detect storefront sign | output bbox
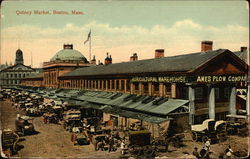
[131,76,187,83]
[131,75,247,83]
[196,75,247,83]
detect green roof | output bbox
[50,48,87,61]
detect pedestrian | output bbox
[109,136,114,152]
[201,138,211,159]
[193,147,200,159]
[43,114,47,124]
[93,137,98,151]
[16,113,20,120]
[71,132,76,145]
[225,145,234,159]
[88,133,93,144]
[120,140,126,155]
[204,138,211,151]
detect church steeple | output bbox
[15,49,24,65]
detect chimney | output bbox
[240,46,247,52]
[105,52,112,65]
[91,55,96,65]
[201,41,213,52]
[130,53,138,61]
[63,44,73,49]
[155,49,164,58]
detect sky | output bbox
[0,0,249,67]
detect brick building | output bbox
[22,44,94,88]
[21,41,249,126]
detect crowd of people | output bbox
[192,139,235,159]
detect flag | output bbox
[84,30,91,44]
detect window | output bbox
[165,83,171,96]
[215,88,220,99]
[134,83,139,91]
[224,87,230,99]
[121,80,125,90]
[126,80,130,90]
[111,80,115,90]
[116,80,119,90]
[103,80,106,89]
[195,87,203,100]
[143,83,148,93]
[182,87,189,100]
[154,83,159,92]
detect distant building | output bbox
[0,64,8,71]
[0,49,40,87]
[23,44,94,88]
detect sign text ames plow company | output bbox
[131,75,247,83]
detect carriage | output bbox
[226,114,248,136]
[71,127,90,145]
[191,119,218,143]
[1,129,19,156]
[15,116,35,136]
[214,120,227,142]
[126,130,156,157]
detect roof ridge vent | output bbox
[63,44,73,49]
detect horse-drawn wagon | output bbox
[1,129,19,156]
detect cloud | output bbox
[1,19,249,67]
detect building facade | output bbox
[0,49,39,87]
[41,44,94,88]
[21,41,249,125]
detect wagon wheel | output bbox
[202,136,209,143]
[192,132,198,141]
[143,145,154,156]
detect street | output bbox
[0,99,120,158]
[1,99,249,158]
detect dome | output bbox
[16,49,23,54]
[50,44,87,62]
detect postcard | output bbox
[0,0,249,158]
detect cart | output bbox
[226,114,248,136]
[215,120,227,142]
[127,130,156,157]
[191,119,218,143]
[15,116,35,136]
[1,129,19,156]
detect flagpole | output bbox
[89,30,91,62]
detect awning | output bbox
[102,105,170,124]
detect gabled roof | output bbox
[233,50,248,63]
[61,49,247,78]
[0,63,34,72]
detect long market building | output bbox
[21,41,249,132]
